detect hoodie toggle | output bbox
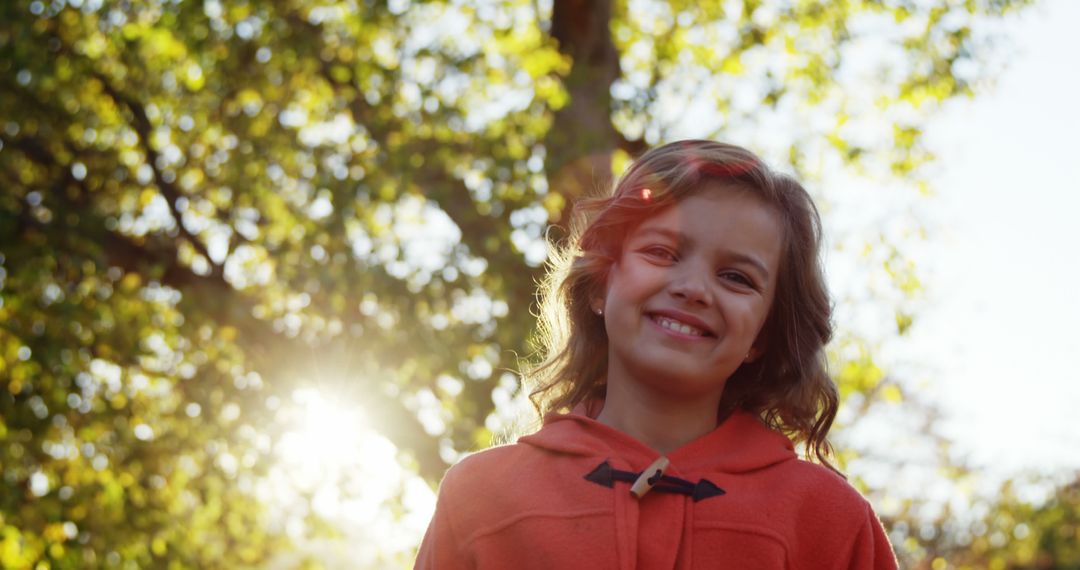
[584,460,726,502]
[630,456,671,498]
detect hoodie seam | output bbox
[834,500,876,568]
[692,521,791,567]
[693,520,789,541]
[464,507,614,547]
[439,471,470,565]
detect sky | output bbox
[904,0,1080,475]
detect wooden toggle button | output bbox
[630,456,670,499]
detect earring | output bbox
[595,307,604,316]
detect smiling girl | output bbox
[416,140,897,569]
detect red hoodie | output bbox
[416,406,897,569]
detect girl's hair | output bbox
[526,139,839,470]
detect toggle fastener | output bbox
[630,456,670,498]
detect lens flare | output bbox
[276,389,385,488]
[262,387,436,567]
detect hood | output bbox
[518,402,796,475]
[514,402,801,570]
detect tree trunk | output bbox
[546,0,623,216]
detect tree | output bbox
[0,0,1031,566]
[881,470,1080,568]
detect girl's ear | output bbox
[591,298,605,316]
[744,340,766,363]
[745,318,772,363]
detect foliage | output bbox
[0,0,1038,567]
[885,472,1080,569]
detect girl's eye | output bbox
[641,246,677,261]
[719,271,755,288]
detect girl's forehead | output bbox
[634,188,779,233]
[627,190,784,267]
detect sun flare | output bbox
[259,387,436,565]
[276,388,388,487]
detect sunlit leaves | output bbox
[0,0,1045,566]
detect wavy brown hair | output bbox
[526,140,839,470]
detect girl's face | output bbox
[598,186,783,402]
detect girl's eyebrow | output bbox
[633,226,771,280]
[632,226,681,243]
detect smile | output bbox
[648,314,713,338]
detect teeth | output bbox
[655,316,706,336]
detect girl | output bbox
[416,140,897,569]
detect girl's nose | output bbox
[668,265,710,306]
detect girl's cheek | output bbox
[734,299,765,324]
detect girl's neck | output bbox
[595,379,725,456]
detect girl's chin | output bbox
[623,362,731,396]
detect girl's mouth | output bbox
[648,314,714,338]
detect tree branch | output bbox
[5,129,449,481]
[91,70,223,280]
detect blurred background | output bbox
[2,0,1078,568]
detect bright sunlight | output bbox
[260,388,436,569]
